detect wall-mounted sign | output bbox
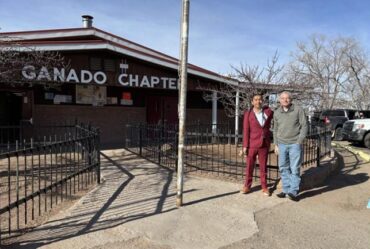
[107,97,118,105]
[121,92,133,105]
[76,85,106,106]
[22,66,107,84]
[45,92,54,100]
[21,63,179,90]
[53,95,72,104]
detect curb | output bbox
[332,142,370,162]
[275,153,340,192]
[299,155,339,191]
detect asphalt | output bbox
[221,144,370,249]
[332,141,370,162]
[6,143,370,249]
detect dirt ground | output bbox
[0,151,96,240]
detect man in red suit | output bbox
[241,93,273,196]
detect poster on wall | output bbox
[92,86,107,106]
[76,85,107,106]
[53,95,72,104]
[107,97,118,105]
[76,85,93,104]
[45,92,54,100]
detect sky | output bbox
[1,0,370,74]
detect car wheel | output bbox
[334,127,343,141]
[364,133,370,149]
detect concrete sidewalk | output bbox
[9,149,288,249]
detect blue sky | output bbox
[1,0,370,74]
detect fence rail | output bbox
[124,123,331,183]
[0,122,100,245]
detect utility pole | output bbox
[176,0,190,208]
[235,89,240,145]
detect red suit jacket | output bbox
[243,107,274,149]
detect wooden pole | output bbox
[176,0,190,208]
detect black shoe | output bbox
[287,193,299,202]
[276,192,286,198]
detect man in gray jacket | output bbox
[274,91,307,201]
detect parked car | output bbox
[313,109,370,141]
[342,118,370,148]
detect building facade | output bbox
[0,17,235,146]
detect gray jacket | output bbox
[273,104,308,144]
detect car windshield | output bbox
[322,110,345,116]
[354,110,370,119]
[348,111,356,119]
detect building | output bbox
[0,16,237,146]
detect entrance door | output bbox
[147,96,178,124]
[0,92,22,125]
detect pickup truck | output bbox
[342,118,370,148]
[312,109,370,141]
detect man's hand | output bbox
[274,145,279,155]
[243,147,248,156]
[239,147,248,157]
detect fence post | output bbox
[227,121,231,144]
[316,131,321,167]
[158,124,163,165]
[124,124,130,148]
[88,124,92,170]
[139,124,143,156]
[96,128,101,184]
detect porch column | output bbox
[235,89,240,144]
[212,91,217,134]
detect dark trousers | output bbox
[244,146,269,189]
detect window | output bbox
[90,57,102,71]
[322,110,345,116]
[104,59,116,72]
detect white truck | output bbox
[342,118,370,148]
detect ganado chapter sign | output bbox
[21,65,179,90]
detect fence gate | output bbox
[0,122,100,245]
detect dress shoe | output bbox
[287,193,299,202]
[262,188,271,196]
[276,192,286,198]
[240,186,250,194]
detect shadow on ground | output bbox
[299,147,369,200]
[5,150,183,248]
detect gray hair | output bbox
[279,91,293,99]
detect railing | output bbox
[0,122,100,245]
[124,123,331,183]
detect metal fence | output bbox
[0,122,100,245]
[124,123,331,183]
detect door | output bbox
[147,96,178,124]
[0,91,22,125]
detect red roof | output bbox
[0,27,236,85]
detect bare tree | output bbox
[201,51,286,117]
[287,34,370,110]
[344,48,370,110]
[0,34,68,88]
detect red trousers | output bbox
[244,147,269,189]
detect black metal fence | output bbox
[124,123,331,183]
[0,122,100,245]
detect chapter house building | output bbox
[0,16,237,146]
